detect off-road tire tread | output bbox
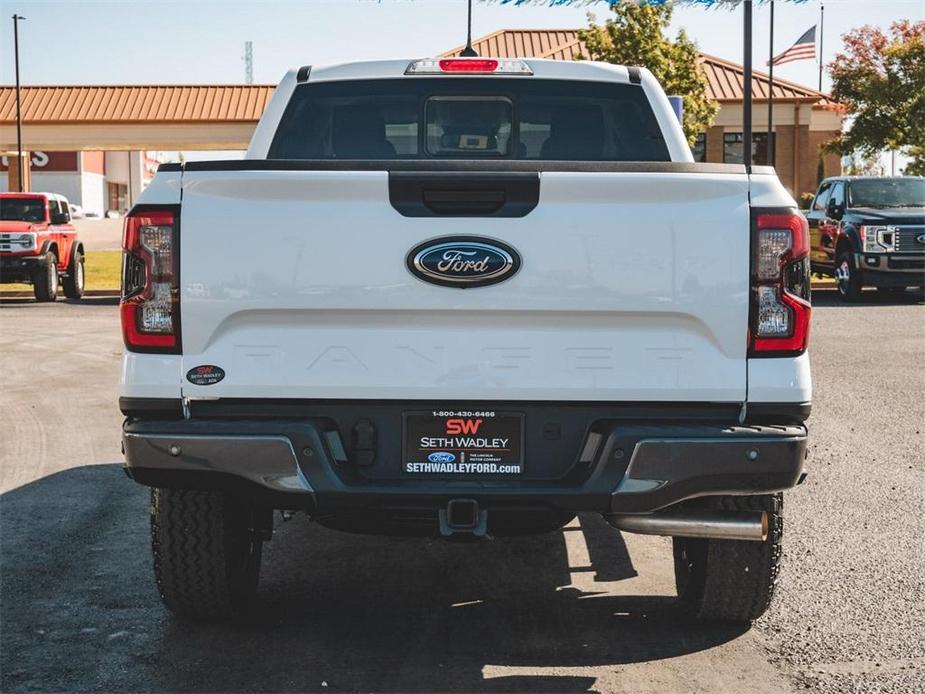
[674,493,783,623]
[150,488,261,621]
[33,252,58,302]
[62,249,84,299]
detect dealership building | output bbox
[0,29,842,208]
[0,150,163,216]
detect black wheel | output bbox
[151,488,264,620]
[32,252,59,302]
[673,493,783,623]
[835,250,863,302]
[62,248,85,299]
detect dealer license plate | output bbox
[403,410,524,475]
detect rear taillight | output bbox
[750,211,811,356]
[120,206,180,353]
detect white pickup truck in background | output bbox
[120,57,811,623]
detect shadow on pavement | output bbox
[811,287,925,307]
[1,465,747,693]
[0,296,120,307]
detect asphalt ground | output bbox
[72,218,123,252]
[0,291,923,693]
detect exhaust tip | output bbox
[607,508,769,542]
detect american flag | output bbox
[768,26,817,66]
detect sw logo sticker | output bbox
[186,365,225,386]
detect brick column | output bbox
[706,126,724,163]
[774,128,795,193]
[6,151,31,192]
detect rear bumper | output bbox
[122,400,808,516]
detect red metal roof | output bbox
[0,85,275,123]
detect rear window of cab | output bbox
[268,78,671,162]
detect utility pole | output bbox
[244,41,253,85]
[743,0,753,171]
[12,13,26,192]
[768,0,775,166]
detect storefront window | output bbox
[723,132,775,165]
[691,133,707,162]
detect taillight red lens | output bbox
[750,211,811,356]
[120,206,180,353]
[439,59,498,72]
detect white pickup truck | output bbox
[120,57,811,623]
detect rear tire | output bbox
[150,488,264,621]
[62,248,85,299]
[33,252,59,302]
[673,493,783,623]
[835,250,863,302]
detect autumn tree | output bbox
[828,21,925,175]
[578,2,718,144]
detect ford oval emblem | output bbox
[428,452,456,463]
[407,236,521,288]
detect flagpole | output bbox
[768,0,775,166]
[818,1,824,91]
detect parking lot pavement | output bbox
[1,291,923,693]
[0,297,123,493]
[757,291,925,694]
[72,218,123,251]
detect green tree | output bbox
[843,151,884,176]
[828,21,925,175]
[578,3,718,144]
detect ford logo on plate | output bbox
[407,236,521,288]
[428,452,456,463]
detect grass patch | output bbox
[2,250,121,292]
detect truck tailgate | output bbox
[178,169,750,402]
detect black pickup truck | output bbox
[805,176,925,301]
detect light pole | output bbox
[768,0,775,167]
[743,0,753,171]
[12,13,26,192]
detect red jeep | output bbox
[0,192,85,301]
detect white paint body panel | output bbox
[748,352,812,403]
[175,169,751,401]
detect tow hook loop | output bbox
[440,499,488,537]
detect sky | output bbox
[0,0,922,94]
